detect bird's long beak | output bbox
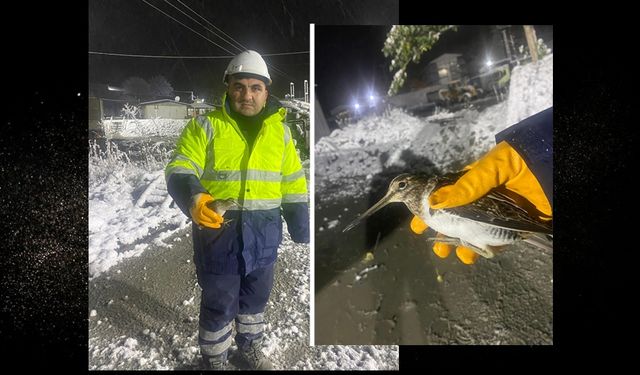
[342,191,397,232]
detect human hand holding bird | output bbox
[343,141,552,265]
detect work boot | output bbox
[202,352,230,370]
[238,340,273,370]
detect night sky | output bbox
[315,25,554,113]
[315,25,392,112]
[89,0,399,101]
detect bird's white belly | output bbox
[419,196,514,249]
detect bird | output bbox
[342,172,552,258]
[207,198,240,218]
[196,198,241,231]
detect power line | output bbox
[89,51,309,59]
[174,0,245,53]
[140,0,235,55]
[168,0,295,81]
[163,0,242,54]
[140,0,300,82]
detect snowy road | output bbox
[88,210,398,370]
[315,197,553,345]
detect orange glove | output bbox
[410,216,479,265]
[429,141,552,220]
[190,193,224,229]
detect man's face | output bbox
[227,76,268,117]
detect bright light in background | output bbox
[486,59,493,67]
[368,92,377,108]
[354,102,360,110]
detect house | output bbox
[189,100,216,117]
[139,99,191,119]
[139,99,218,119]
[88,83,130,134]
[424,53,467,86]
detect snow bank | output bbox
[315,54,553,199]
[88,140,189,279]
[506,54,553,126]
[102,118,187,138]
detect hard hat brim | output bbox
[225,72,272,86]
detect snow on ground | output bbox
[300,345,399,370]
[89,137,189,279]
[88,224,398,370]
[315,54,553,200]
[102,118,188,138]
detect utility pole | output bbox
[304,80,309,103]
[509,32,517,63]
[290,82,295,99]
[523,25,539,63]
[497,25,513,63]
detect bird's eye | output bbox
[398,181,407,190]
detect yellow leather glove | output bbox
[429,141,552,219]
[410,216,479,265]
[190,193,224,229]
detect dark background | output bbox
[315,24,553,113]
[0,0,630,370]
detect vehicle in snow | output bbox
[436,80,482,108]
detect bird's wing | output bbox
[443,188,553,234]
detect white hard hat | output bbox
[223,50,272,85]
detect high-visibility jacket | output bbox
[165,95,309,275]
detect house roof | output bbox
[139,99,191,106]
[190,102,215,109]
[429,53,463,64]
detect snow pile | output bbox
[90,332,193,370]
[102,118,187,138]
[88,140,189,279]
[316,107,425,153]
[506,54,553,126]
[315,54,553,199]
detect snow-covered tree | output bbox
[149,75,174,98]
[122,77,151,100]
[121,103,140,119]
[518,38,552,61]
[382,25,457,96]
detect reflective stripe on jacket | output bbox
[165,95,307,208]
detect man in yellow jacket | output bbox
[165,50,308,370]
